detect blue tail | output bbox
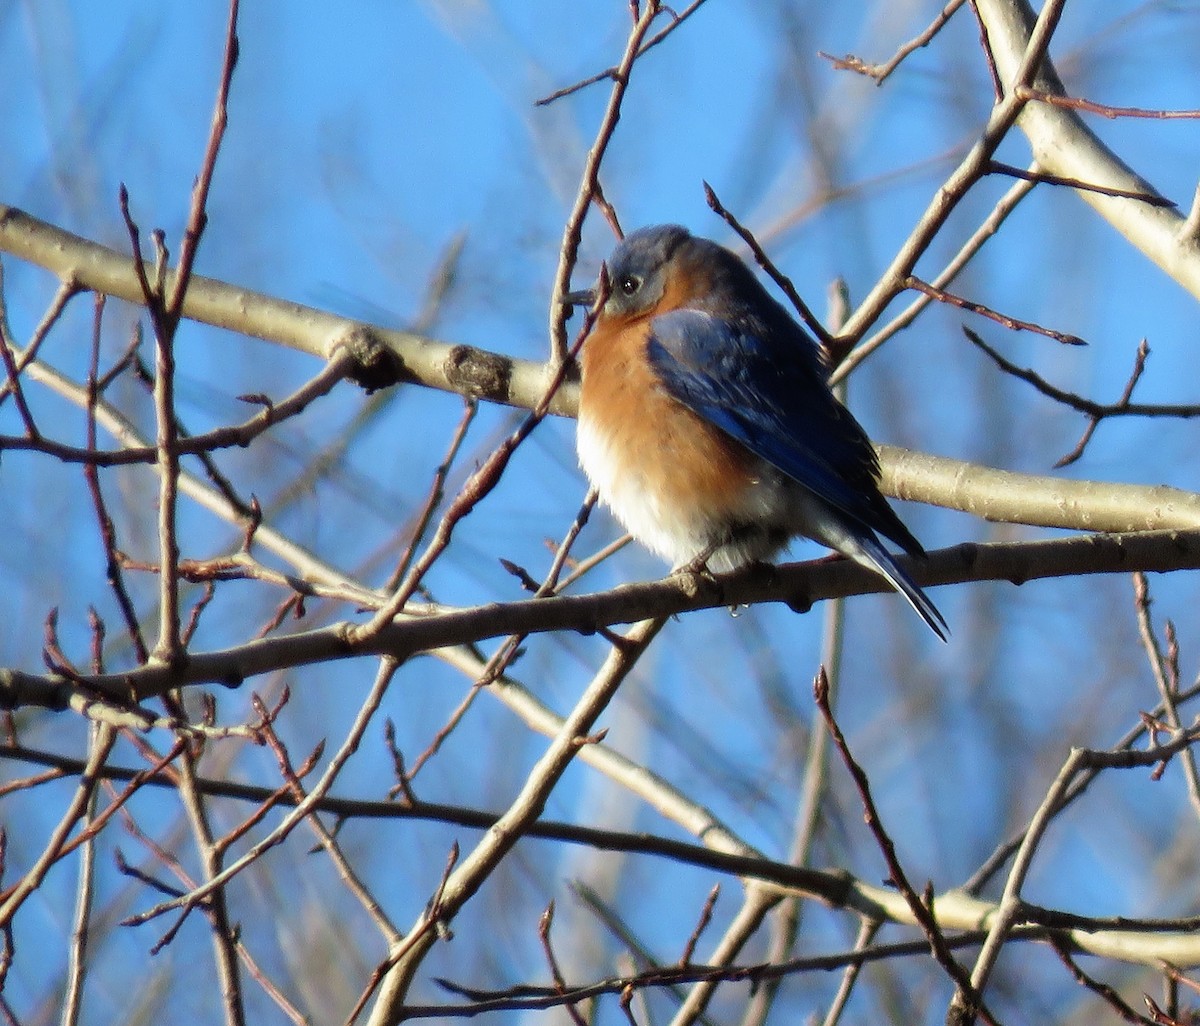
[854,534,948,641]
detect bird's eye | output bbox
[619,275,640,296]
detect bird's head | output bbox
[563,224,693,321]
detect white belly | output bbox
[577,410,801,571]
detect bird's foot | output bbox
[670,547,725,603]
[674,546,717,578]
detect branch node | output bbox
[333,324,407,393]
[444,344,516,404]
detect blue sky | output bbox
[4,1,1200,1023]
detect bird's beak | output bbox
[562,287,597,310]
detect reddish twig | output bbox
[539,901,588,1026]
[0,767,69,800]
[84,305,149,660]
[1016,86,1200,121]
[114,848,187,899]
[0,289,40,437]
[679,885,720,966]
[1047,934,1150,1024]
[1143,993,1187,1026]
[386,398,478,590]
[703,182,833,350]
[548,0,669,362]
[966,331,1195,468]
[350,303,603,646]
[1056,338,1150,468]
[819,0,968,85]
[535,1,709,106]
[404,487,602,784]
[166,0,239,323]
[1132,574,1200,809]
[215,737,322,858]
[988,160,1174,207]
[383,719,418,806]
[910,277,1085,345]
[402,636,522,783]
[813,668,997,1025]
[0,269,82,404]
[255,595,305,640]
[966,0,1003,99]
[41,608,82,682]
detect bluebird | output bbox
[564,224,946,640]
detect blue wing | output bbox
[646,308,923,555]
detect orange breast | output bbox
[578,315,758,527]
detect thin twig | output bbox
[703,183,833,349]
[965,331,1196,468]
[0,268,81,405]
[548,0,667,362]
[362,617,667,1026]
[679,886,720,967]
[83,293,148,664]
[818,0,968,84]
[830,0,1070,368]
[1132,573,1200,818]
[535,1,709,106]
[1055,339,1152,468]
[0,725,117,928]
[987,160,1174,206]
[820,918,884,1026]
[386,398,478,591]
[0,285,40,437]
[964,330,1166,416]
[61,723,106,1026]
[256,696,401,945]
[166,706,247,1026]
[123,658,402,939]
[908,276,1086,345]
[539,901,588,1026]
[166,0,239,324]
[421,929,1009,1019]
[1015,86,1200,121]
[1048,934,1151,1025]
[814,669,996,1025]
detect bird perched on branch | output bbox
[564,224,946,640]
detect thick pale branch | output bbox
[879,446,1200,531]
[0,204,566,413]
[972,0,1200,299]
[6,230,1200,546]
[6,204,1199,545]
